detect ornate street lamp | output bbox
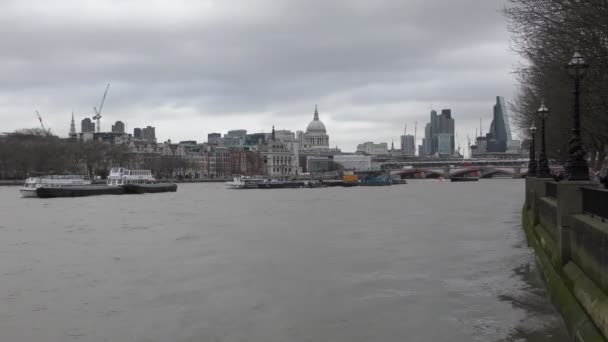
[528,124,537,177]
[565,52,590,180]
[537,102,551,178]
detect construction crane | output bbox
[92,83,110,133]
[35,110,50,135]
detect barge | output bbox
[28,168,177,198]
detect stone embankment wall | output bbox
[524,177,607,341]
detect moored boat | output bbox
[225,176,321,189]
[20,175,91,197]
[31,168,177,198]
[359,174,393,186]
[225,176,266,189]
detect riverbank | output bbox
[0,180,21,186]
[523,178,608,341]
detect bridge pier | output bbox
[513,166,521,179]
[443,166,450,179]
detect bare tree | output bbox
[503,0,608,168]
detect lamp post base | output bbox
[566,134,589,181]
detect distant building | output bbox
[208,133,221,145]
[302,106,330,151]
[133,128,142,140]
[244,133,266,148]
[356,142,388,156]
[226,130,247,138]
[436,133,453,156]
[111,121,125,134]
[78,132,131,144]
[219,136,242,147]
[421,123,432,157]
[273,129,300,172]
[421,109,455,157]
[142,126,156,142]
[221,130,247,147]
[259,127,298,177]
[81,118,95,133]
[472,96,522,158]
[333,155,372,171]
[401,134,415,157]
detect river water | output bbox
[0,180,570,342]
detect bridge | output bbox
[388,165,565,179]
[379,158,530,169]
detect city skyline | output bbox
[1,0,518,152]
[63,97,511,156]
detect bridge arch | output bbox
[450,167,516,178]
[392,168,444,179]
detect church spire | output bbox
[314,105,319,121]
[271,125,275,141]
[69,111,77,138]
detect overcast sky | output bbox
[1,0,518,152]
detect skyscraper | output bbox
[486,96,512,152]
[422,123,432,156]
[400,123,416,157]
[401,135,416,157]
[421,109,455,157]
[472,96,522,157]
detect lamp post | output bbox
[528,124,537,177]
[537,102,551,178]
[565,52,590,180]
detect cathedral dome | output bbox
[306,106,326,133]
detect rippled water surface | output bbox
[0,180,570,342]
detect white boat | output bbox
[107,168,155,186]
[20,175,91,197]
[225,175,265,189]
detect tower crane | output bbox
[93,83,110,133]
[35,110,50,135]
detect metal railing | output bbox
[545,182,558,199]
[581,187,608,222]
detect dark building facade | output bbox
[486,96,512,153]
[142,126,156,142]
[421,109,455,157]
[207,133,221,145]
[111,121,125,134]
[133,128,142,140]
[81,118,95,133]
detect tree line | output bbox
[503,0,608,169]
[0,128,190,180]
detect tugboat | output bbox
[20,175,91,197]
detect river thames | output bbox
[0,180,570,342]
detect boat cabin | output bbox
[107,168,155,186]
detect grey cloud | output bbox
[0,0,516,151]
